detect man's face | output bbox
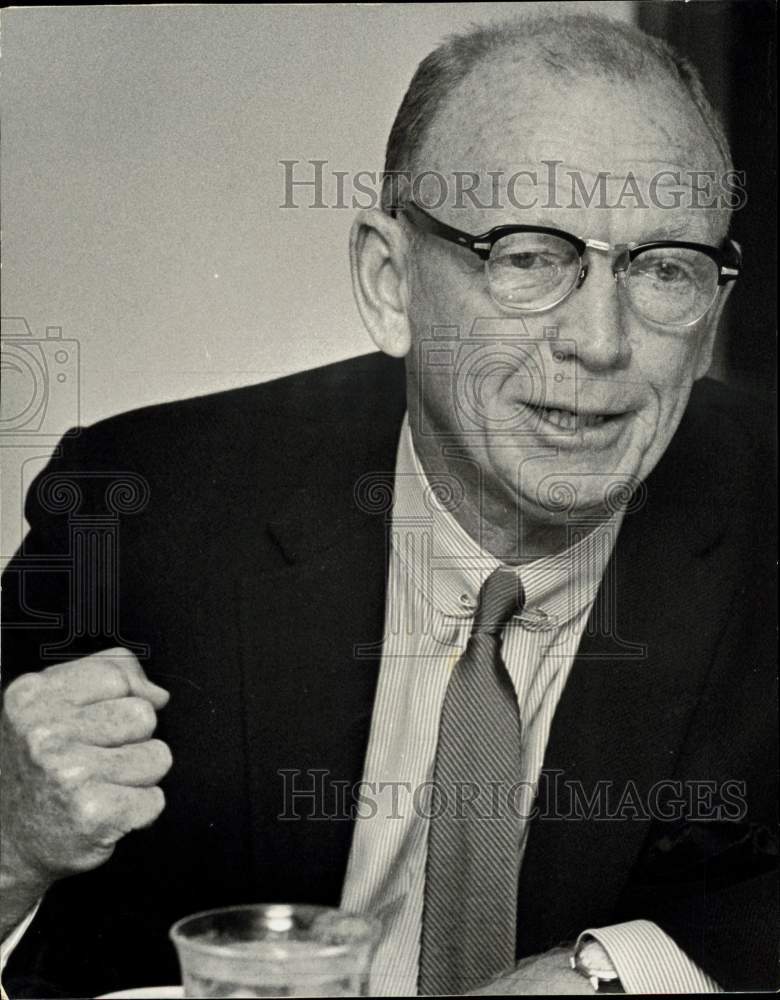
[403,63,731,530]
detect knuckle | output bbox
[72,788,105,833]
[50,757,88,790]
[4,673,45,717]
[99,649,141,677]
[26,724,61,765]
[121,654,143,677]
[82,651,133,695]
[98,657,129,688]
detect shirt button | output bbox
[519,607,551,628]
[459,593,476,610]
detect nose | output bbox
[559,254,631,371]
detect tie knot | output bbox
[471,567,525,636]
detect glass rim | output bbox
[169,904,381,961]
[485,261,720,326]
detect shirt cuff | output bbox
[578,919,722,993]
[0,901,41,976]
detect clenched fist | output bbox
[1,648,172,934]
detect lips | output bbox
[522,401,625,432]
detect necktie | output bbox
[418,566,525,996]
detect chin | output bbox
[513,465,637,521]
[532,493,615,522]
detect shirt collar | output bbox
[391,415,623,629]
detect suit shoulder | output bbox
[654,377,775,553]
[688,377,775,466]
[64,352,404,470]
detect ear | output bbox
[694,281,735,379]
[349,208,412,358]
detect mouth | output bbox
[522,401,628,433]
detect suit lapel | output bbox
[516,399,742,954]
[233,355,406,904]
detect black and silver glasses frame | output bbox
[390,201,742,324]
[393,201,742,280]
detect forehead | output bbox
[414,55,728,240]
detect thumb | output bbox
[105,650,170,710]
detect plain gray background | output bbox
[0,2,634,562]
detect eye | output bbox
[491,233,578,270]
[502,252,554,270]
[647,259,691,283]
[632,251,701,287]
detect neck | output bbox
[452,499,591,565]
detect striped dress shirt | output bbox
[340,415,719,996]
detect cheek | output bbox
[406,257,500,437]
[629,326,709,401]
[407,247,488,337]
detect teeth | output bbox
[582,413,606,427]
[536,406,607,430]
[544,408,573,429]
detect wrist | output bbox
[1,833,54,898]
[0,858,48,942]
[571,936,624,993]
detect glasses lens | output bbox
[626,247,719,325]
[487,233,580,310]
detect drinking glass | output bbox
[170,904,380,998]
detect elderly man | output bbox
[1,12,776,998]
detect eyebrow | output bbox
[636,224,703,243]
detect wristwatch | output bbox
[570,936,624,993]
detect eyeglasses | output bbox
[393,201,742,327]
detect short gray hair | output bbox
[382,11,732,209]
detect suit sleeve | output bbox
[2,421,151,683]
[1,425,160,999]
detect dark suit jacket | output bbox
[2,352,777,997]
